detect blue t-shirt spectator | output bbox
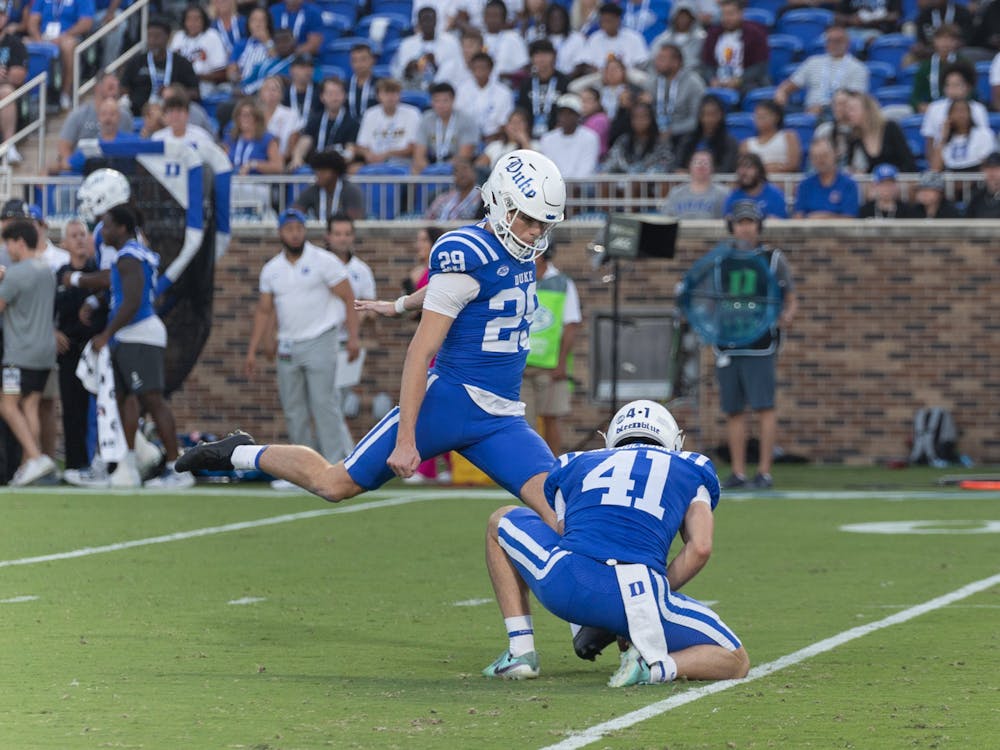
[725,184,788,219]
[269,1,322,48]
[33,0,95,35]
[794,171,860,218]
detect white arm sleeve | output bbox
[422,272,480,318]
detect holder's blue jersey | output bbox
[428,224,537,402]
[544,447,721,575]
[110,238,161,326]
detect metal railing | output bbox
[6,170,990,224]
[73,0,151,107]
[0,73,48,175]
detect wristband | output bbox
[70,271,82,287]
[394,295,408,315]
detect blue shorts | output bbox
[344,377,556,496]
[498,507,742,652]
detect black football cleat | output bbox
[175,430,256,473]
[573,626,618,661]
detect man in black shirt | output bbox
[289,77,360,169]
[859,163,922,218]
[121,17,200,116]
[292,150,365,222]
[516,39,568,138]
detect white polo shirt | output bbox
[259,241,349,342]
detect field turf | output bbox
[1,465,998,749]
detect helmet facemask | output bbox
[485,186,556,262]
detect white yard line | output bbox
[228,596,266,605]
[0,493,481,570]
[540,570,1000,750]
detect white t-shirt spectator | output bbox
[921,97,991,146]
[455,78,514,139]
[357,104,422,156]
[392,31,465,86]
[170,29,229,99]
[578,27,650,69]
[259,242,349,342]
[550,31,588,75]
[940,128,997,170]
[539,126,600,179]
[990,51,1000,91]
[789,54,869,109]
[266,104,303,157]
[482,29,529,77]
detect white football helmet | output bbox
[482,149,566,262]
[605,400,685,451]
[77,168,131,225]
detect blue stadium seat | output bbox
[356,163,409,220]
[401,90,431,110]
[897,63,919,90]
[785,112,817,143]
[642,19,669,45]
[704,87,741,111]
[371,0,413,16]
[725,112,757,142]
[743,7,775,28]
[777,9,834,48]
[25,41,59,93]
[867,34,914,69]
[357,14,411,47]
[975,60,992,108]
[747,0,784,15]
[373,63,393,79]
[319,11,353,43]
[866,61,896,91]
[742,86,778,112]
[768,34,803,84]
[901,0,919,22]
[318,0,361,20]
[320,36,369,70]
[379,39,402,65]
[989,113,1000,131]
[873,84,912,108]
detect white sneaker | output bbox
[10,455,58,486]
[402,473,427,484]
[269,478,303,491]
[6,144,23,164]
[134,430,164,480]
[64,462,110,488]
[144,467,196,490]
[109,455,141,488]
[436,471,452,485]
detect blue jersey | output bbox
[428,224,536,401]
[725,184,788,219]
[110,238,160,327]
[544,447,721,575]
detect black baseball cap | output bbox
[0,198,30,219]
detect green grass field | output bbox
[1,466,998,749]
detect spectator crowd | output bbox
[2,0,999,217]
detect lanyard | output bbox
[931,5,954,28]
[434,115,457,161]
[317,107,346,150]
[656,75,679,125]
[822,57,847,99]
[318,180,343,222]
[282,9,305,39]
[929,53,955,101]
[349,75,372,120]
[290,83,314,118]
[234,139,255,167]
[147,51,173,93]
[531,76,557,117]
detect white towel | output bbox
[615,563,670,667]
[75,342,128,463]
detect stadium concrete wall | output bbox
[172,220,1000,466]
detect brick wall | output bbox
[171,220,1000,465]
